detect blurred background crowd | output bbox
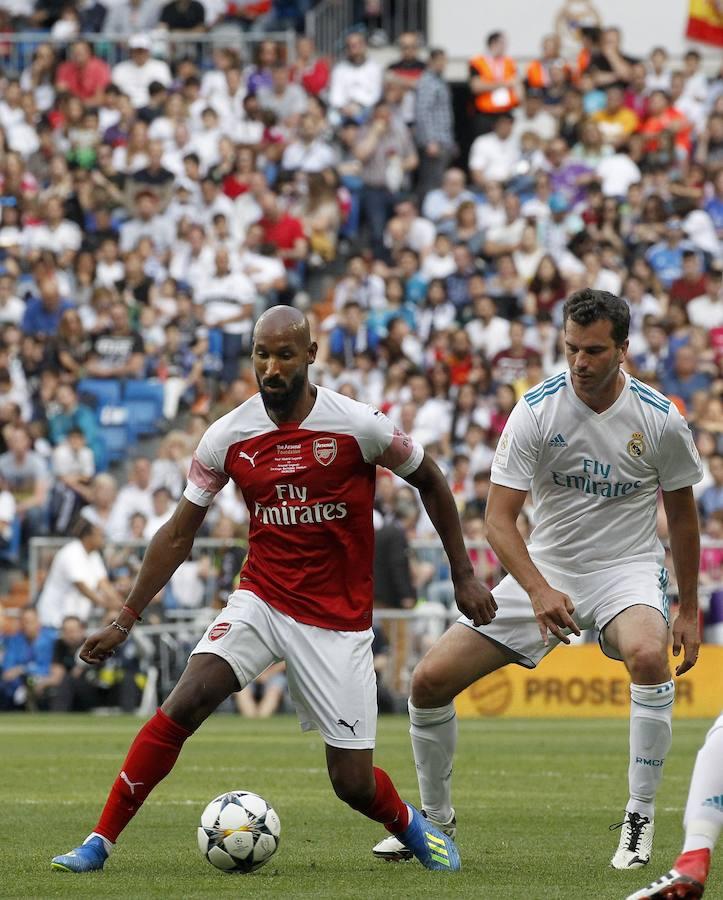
[0,0,721,715]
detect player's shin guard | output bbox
[94,708,192,843]
[347,766,409,833]
[409,700,457,824]
[627,681,674,818]
[682,713,723,854]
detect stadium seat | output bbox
[77,378,123,411]
[99,423,130,463]
[123,380,164,419]
[123,399,161,439]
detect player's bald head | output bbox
[253,305,311,349]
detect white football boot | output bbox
[372,808,456,862]
[610,812,655,869]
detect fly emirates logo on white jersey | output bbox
[551,457,642,499]
[253,483,348,526]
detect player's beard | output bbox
[257,370,306,417]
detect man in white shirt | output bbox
[384,197,436,258]
[0,273,26,325]
[36,520,121,629]
[236,223,287,299]
[108,457,155,541]
[484,191,526,257]
[196,247,257,385]
[24,196,81,268]
[469,113,520,189]
[120,190,175,254]
[111,34,172,109]
[465,294,511,359]
[687,267,723,328]
[596,150,642,198]
[257,64,308,131]
[421,168,476,228]
[373,289,703,873]
[233,170,266,239]
[168,222,214,294]
[329,31,383,123]
[143,487,176,539]
[281,113,339,174]
[511,89,558,144]
[194,177,238,237]
[405,373,451,448]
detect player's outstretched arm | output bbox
[404,453,497,626]
[485,483,580,646]
[662,486,701,676]
[80,498,209,665]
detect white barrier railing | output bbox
[25,534,723,704]
[0,30,296,74]
[306,0,427,59]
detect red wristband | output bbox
[122,605,143,622]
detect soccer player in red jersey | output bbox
[51,306,497,873]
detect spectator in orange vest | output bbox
[525,35,571,103]
[639,90,692,163]
[468,31,519,137]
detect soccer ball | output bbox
[197,790,281,873]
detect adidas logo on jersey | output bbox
[548,433,568,448]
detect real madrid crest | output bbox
[627,432,645,458]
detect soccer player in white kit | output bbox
[626,712,723,898]
[51,306,497,874]
[373,289,704,871]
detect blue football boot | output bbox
[395,803,461,871]
[51,835,108,872]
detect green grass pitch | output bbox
[1,714,720,899]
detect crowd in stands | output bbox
[0,1,722,711]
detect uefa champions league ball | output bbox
[198,790,281,872]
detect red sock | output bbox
[349,767,410,834]
[675,849,711,883]
[95,708,192,842]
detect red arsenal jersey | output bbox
[184,386,423,631]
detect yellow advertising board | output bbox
[456,644,723,719]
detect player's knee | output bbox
[410,659,454,708]
[162,684,221,731]
[328,767,375,810]
[625,643,669,683]
[161,695,205,732]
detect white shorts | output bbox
[191,590,377,749]
[458,558,670,668]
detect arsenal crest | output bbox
[627,432,645,458]
[313,437,337,466]
[208,622,231,641]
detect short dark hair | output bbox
[486,31,503,48]
[562,288,630,345]
[71,517,97,540]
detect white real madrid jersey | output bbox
[491,370,703,572]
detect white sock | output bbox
[626,680,674,819]
[682,714,723,854]
[408,700,456,824]
[85,832,114,854]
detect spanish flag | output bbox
[686,0,723,45]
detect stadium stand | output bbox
[0,2,721,712]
